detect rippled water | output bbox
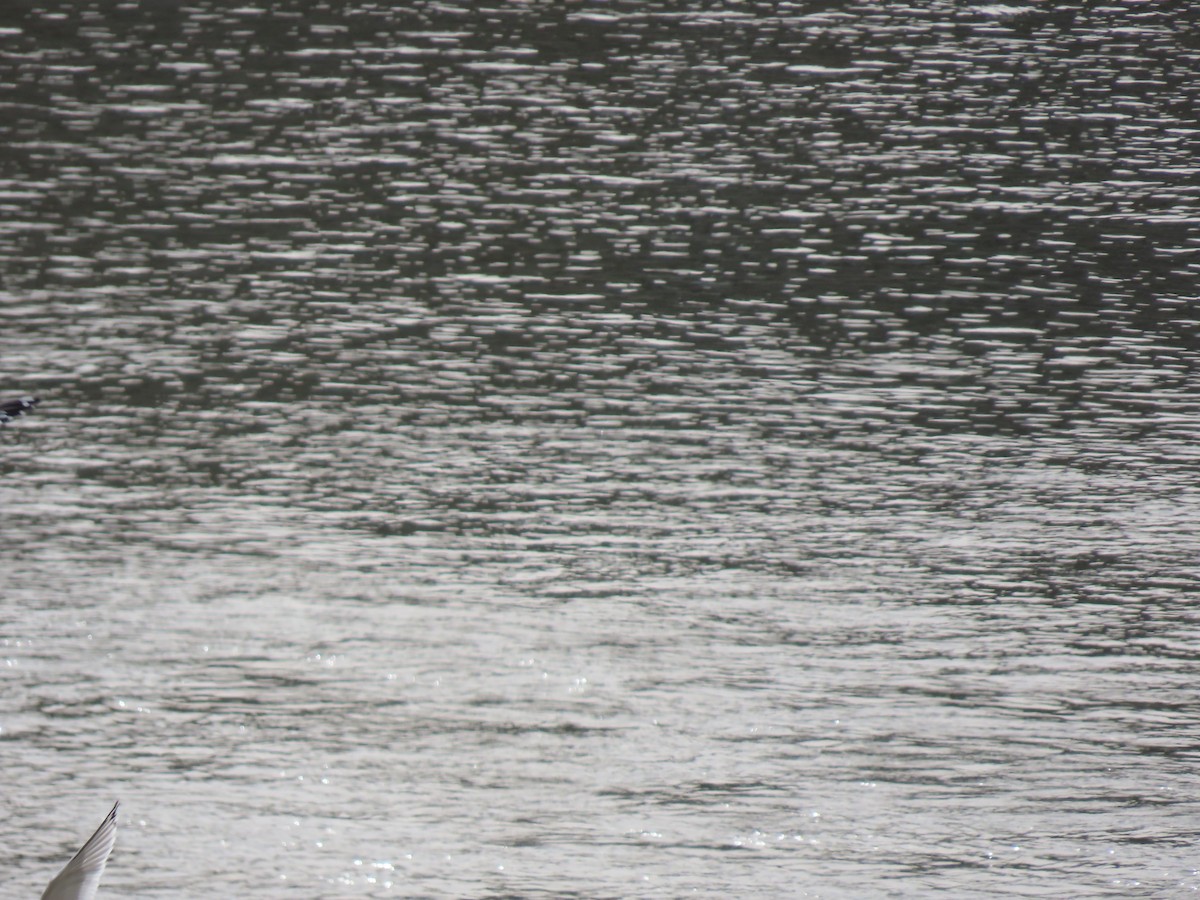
[4,2,1200,897]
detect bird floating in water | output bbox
[0,395,39,425]
[40,802,118,900]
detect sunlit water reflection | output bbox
[4,2,1200,897]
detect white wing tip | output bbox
[40,801,119,900]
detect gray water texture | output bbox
[3,1,1200,897]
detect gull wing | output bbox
[40,802,118,900]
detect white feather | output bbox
[40,802,118,900]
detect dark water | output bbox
[4,2,1200,897]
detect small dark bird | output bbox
[0,395,39,425]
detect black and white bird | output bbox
[0,395,39,425]
[40,802,118,900]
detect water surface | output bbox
[3,2,1200,897]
